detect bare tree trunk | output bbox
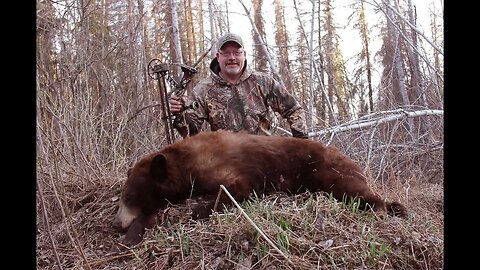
[153,0,165,59]
[208,0,218,56]
[385,0,416,141]
[324,0,337,125]
[292,0,336,127]
[307,0,316,132]
[169,0,183,77]
[102,0,109,57]
[252,0,268,72]
[224,0,230,31]
[237,0,279,77]
[137,0,149,98]
[197,0,207,79]
[138,0,149,58]
[184,0,197,65]
[294,23,308,106]
[406,0,430,140]
[430,4,443,106]
[382,0,443,56]
[406,0,422,103]
[273,0,293,91]
[316,1,327,126]
[359,0,374,113]
[386,1,407,106]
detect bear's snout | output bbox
[112,200,139,232]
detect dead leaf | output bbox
[319,239,333,249]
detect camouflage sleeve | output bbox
[266,79,308,138]
[175,88,207,137]
[172,112,189,138]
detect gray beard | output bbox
[223,66,242,75]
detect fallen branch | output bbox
[308,109,443,138]
[214,185,294,266]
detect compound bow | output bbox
[147,46,212,144]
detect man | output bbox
[169,32,308,138]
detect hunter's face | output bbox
[216,42,246,77]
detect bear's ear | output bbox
[150,153,168,182]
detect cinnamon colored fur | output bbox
[113,130,406,245]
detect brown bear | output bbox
[113,130,406,246]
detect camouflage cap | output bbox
[218,33,244,49]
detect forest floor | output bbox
[36,179,443,270]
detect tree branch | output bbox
[308,109,443,138]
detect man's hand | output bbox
[168,95,183,113]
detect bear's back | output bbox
[163,131,328,193]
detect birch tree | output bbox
[307,0,316,132]
[168,0,183,77]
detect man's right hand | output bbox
[168,95,183,113]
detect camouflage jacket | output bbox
[175,58,308,138]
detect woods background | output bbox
[36,0,444,269]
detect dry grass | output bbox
[36,176,443,269]
[36,86,444,269]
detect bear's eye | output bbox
[124,193,134,204]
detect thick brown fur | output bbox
[113,130,407,246]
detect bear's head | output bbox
[113,152,170,244]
